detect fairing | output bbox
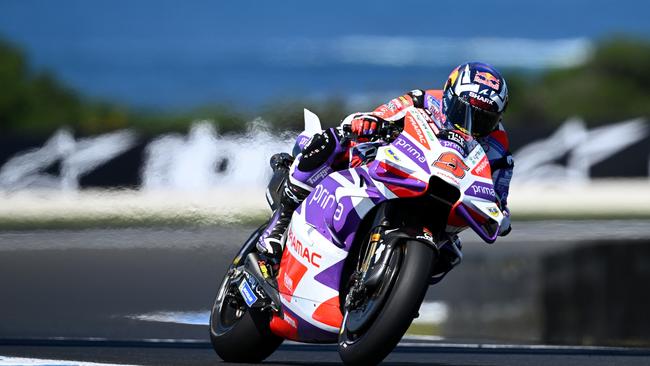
[270,108,503,342]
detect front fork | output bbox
[346,203,441,310]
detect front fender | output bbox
[363,227,440,289]
[384,228,441,252]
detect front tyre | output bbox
[338,240,435,366]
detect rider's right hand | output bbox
[352,115,380,136]
[342,113,383,136]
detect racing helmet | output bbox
[442,62,509,137]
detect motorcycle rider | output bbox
[257,62,514,281]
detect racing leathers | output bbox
[257,89,514,280]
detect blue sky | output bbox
[1,1,648,108]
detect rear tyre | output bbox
[338,240,435,366]
[209,225,283,362]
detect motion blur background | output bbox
[1,0,649,349]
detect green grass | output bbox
[0,210,647,231]
[0,212,268,231]
[511,212,650,221]
[406,322,442,336]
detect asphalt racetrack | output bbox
[2,221,650,365]
[2,339,650,366]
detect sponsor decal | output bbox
[411,107,439,139]
[488,206,500,217]
[373,241,386,264]
[385,148,401,162]
[464,181,496,201]
[287,229,322,268]
[387,101,398,111]
[306,166,333,185]
[440,140,466,156]
[309,184,337,210]
[416,227,434,242]
[394,136,429,172]
[238,280,258,307]
[444,130,466,146]
[425,94,438,108]
[376,105,390,115]
[433,152,469,178]
[253,283,267,299]
[302,136,314,149]
[404,114,430,149]
[466,146,484,166]
[434,170,461,184]
[426,95,444,124]
[468,91,494,106]
[258,260,270,279]
[471,156,491,178]
[473,71,501,90]
[283,273,294,293]
[424,124,438,140]
[297,135,310,150]
[283,313,298,329]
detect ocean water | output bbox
[0,0,649,109]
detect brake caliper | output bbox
[345,272,366,310]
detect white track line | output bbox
[0,356,138,366]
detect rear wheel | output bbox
[338,240,435,366]
[209,225,283,362]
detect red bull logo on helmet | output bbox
[473,71,501,90]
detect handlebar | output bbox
[342,120,400,142]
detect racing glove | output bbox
[343,113,383,136]
[499,207,512,236]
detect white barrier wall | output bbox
[0,117,648,225]
[0,180,648,225]
[0,117,648,192]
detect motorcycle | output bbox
[209,107,504,365]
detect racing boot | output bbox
[256,179,309,266]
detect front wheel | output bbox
[338,240,435,366]
[209,225,283,362]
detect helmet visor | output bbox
[446,96,501,137]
